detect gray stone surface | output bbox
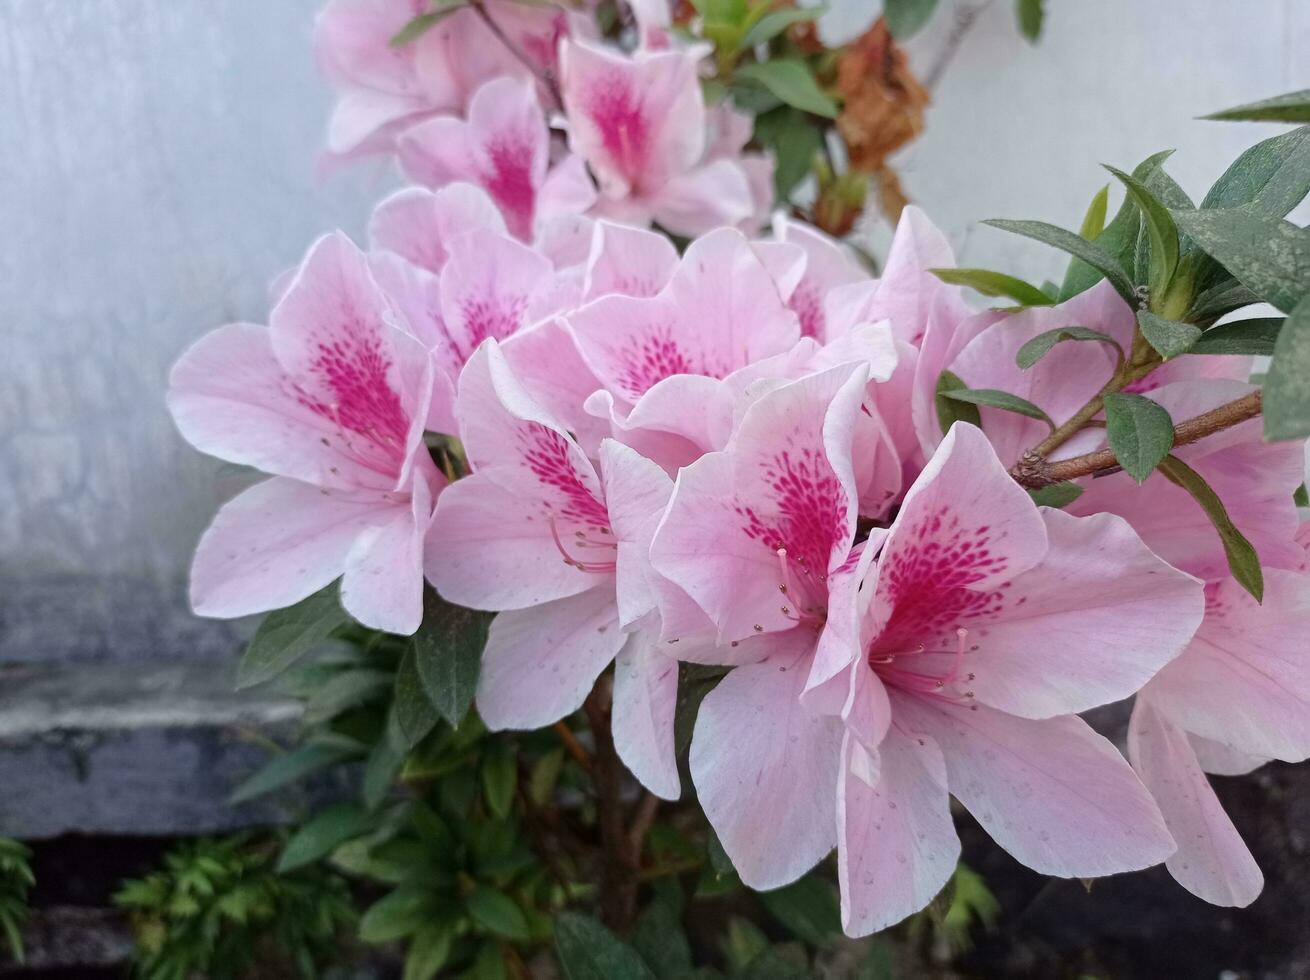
[0,658,340,839]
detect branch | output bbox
[583,683,640,935]
[469,0,563,109]
[553,720,593,776]
[1012,390,1263,487]
[924,0,994,90]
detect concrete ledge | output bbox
[0,659,338,839]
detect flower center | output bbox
[869,627,978,707]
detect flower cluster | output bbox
[170,0,1310,938]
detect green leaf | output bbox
[528,747,565,806]
[884,0,940,38]
[1060,150,1174,301]
[930,268,1053,306]
[940,387,1055,428]
[1105,165,1180,302]
[1078,185,1110,239]
[1015,326,1121,369]
[229,741,359,804]
[1015,0,1044,41]
[1157,456,1264,602]
[1027,482,1085,509]
[403,922,454,980]
[1172,208,1310,314]
[1189,279,1261,325]
[412,588,490,728]
[555,911,656,980]
[721,916,769,970]
[389,6,462,47]
[1104,392,1175,483]
[740,6,821,48]
[1191,318,1283,356]
[1203,88,1310,124]
[303,667,393,724]
[466,886,529,941]
[363,734,404,810]
[754,108,824,202]
[481,743,517,820]
[278,802,370,871]
[934,370,981,436]
[1265,293,1310,441]
[631,897,693,978]
[1136,310,1201,360]
[359,887,433,944]
[983,219,1135,304]
[1201,127,1310,217]
[734,60,837,118]
[394,645,441,747]
[236,583,349,689]
[469,943,509,980]
[759,875,841,947]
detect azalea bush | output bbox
[166,0,1310,975]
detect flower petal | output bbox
[837,728,960,937]
[689,634,844,889]
[1128,697,1263,907]
[613,632,682,800]
[476,587,625,730]
[896,694,1175,878]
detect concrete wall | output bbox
[1,0,1306,661]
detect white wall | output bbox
[0,1,1306,638]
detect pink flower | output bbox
[424,341,682,798]
[664,420,1202,928]
[397,76,596,243]
[559,39,758,235]
[768,214,868,341]
[168,232,442,634]
[1128,564,1310,907]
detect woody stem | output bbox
[1012,389,1263,488]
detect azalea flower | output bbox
[168,232,441,634]
[424,340,683,798]
[315,0,573,159]
[559,39,759,235]
[663,419,1202,930]
[397,76,596,243]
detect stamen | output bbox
[548,516,617,574]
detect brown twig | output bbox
[924,0,994,91]
[1012,390,1263,488]
[627,792,661,862]
[583,683,641,934]
[553,720,593,776]
[469,0,564,109]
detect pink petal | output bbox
[425,474,600,610]
[560,39,707,200]
[460,76,552,240]
[537,154,599,229]
[168,322,385,490]
[689,635,844,889]
[396,115,476,189]
[1189,734,1269,777]
[947,283,1127,467]
[1128,698,1263,907]
[862,424,1048,658]
[368,183,506,274]
[268,232,432,490]
[499,319,609,455]
[1145,570,1310,762]
[772,215,867,341]
[476,587,626,730]
[438,227,553,362]
[190,476,401,618]
[650,364,868,642]
[341,462,439,634]
[651,159,756,237]
[895,694,1175,878]
[582,221,680,301]
[837,729,960,937]
[859,206,969,346]
[613,632,682,800]
[961,509,1203,719]
[600,440,675,628]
